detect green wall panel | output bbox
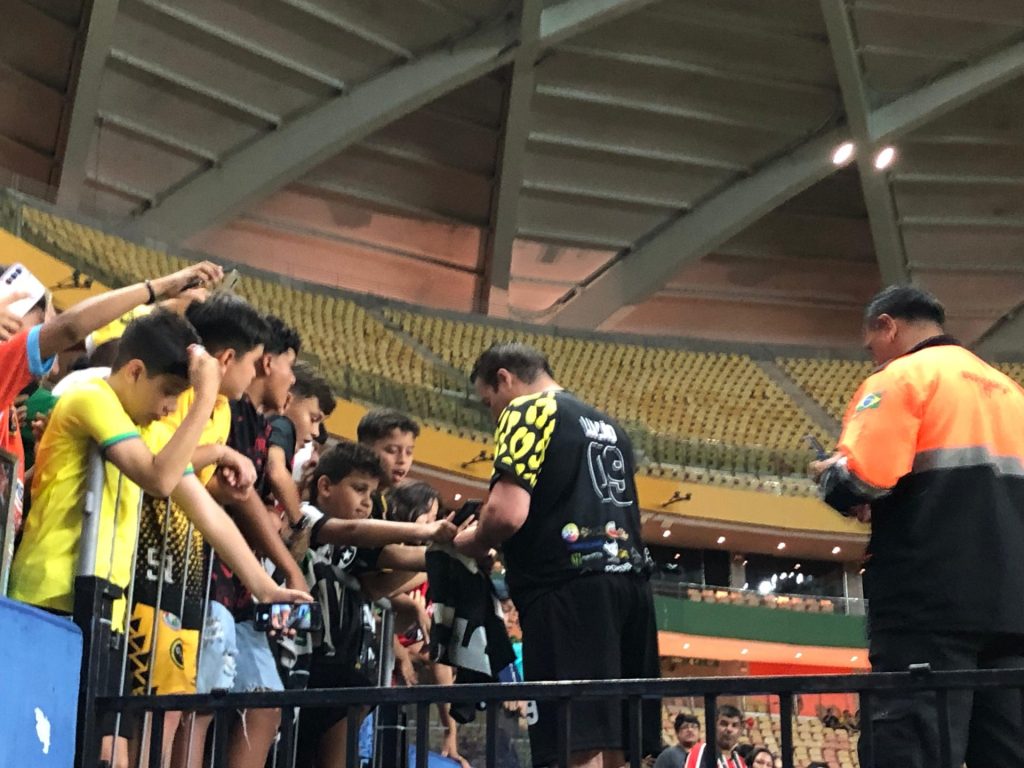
[654,596,867,648]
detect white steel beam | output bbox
[869,37,1024,143]
[548,126,852,329]
[974,300,1024,358]
[127,0,659,243]
[521,1,1024,328]
[479,0,542,316]
[820,0,909,286]
[56,0,121,210]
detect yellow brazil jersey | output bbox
[128,391,231,631]
[164,388,231,487]
[85,304,154,354]
[9,378,192,631]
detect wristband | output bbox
[290,516,309,532]
[144,279,157,305]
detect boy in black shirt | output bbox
[267,361,336,539]
[356,409,425,598]
[292,441,457,766]
[191,314,306,768]
[455,343,661,768]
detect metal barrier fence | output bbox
[91,667,1024,768]
[19,445,1024,768]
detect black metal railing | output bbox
[87,668,1024,768]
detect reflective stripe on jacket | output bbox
[828,336,1024,633]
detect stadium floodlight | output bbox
[777,542,786,550]
[874,146,897,170]
[716,536,726,544]
[831,141,855,165]
[832,546,842,554]
[662,529,671,538]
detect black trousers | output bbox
[863,629,1024,768]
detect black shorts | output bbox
[97,633,138,738]
[518,574,661,766]
[295,662,375,764]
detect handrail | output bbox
[98,667,1024,713]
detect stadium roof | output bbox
[3,0,1024,351]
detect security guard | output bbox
[811,286,1024,768]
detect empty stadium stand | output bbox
[385,308,833,465]
[0,192,923,500]
[658,582,846,615]
[778,358,874,423]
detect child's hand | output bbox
[154,262,224,298]
[256,586,312,639]
[218,447,256,488]
[188,344,222,398]
[31,413,49,443]
[0,290,28,341]
[425,513,459,543]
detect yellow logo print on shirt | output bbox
[494,393,559,489]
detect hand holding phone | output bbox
[1,264,47,318]
[451,499,482,527]
[804,434,829,460]
[254,601,322,633]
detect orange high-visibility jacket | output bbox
[825,336,1024,633]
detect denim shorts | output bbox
[196,601,283,693]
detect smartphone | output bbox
[804,434,829,460]
[214,269,240,295]
[1,263,47,317]
[452,499,482,526]
[254,602,322,632]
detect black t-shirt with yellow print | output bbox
[491,390,650,607]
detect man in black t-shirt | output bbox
[455,343,660,768]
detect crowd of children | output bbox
[0,267,485,768]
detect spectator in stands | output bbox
[125,295,273,763]
[0,262,221,532]
[356,408,425,599]
[388,480,442,669]
[266,361,336,553]
[810,285,1024,768]
[388,481,471,768]
[821,706,841,729]
[8,309,308,768]
[192,313,309,768]
[745,746,775,768]
[455,342,660,768]
[654,713,700,768]
[358,407,419,491]
[839,708,857,732]
[684,705,746,768]
[289,441,457,767]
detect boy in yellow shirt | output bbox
[11,307,309,768]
